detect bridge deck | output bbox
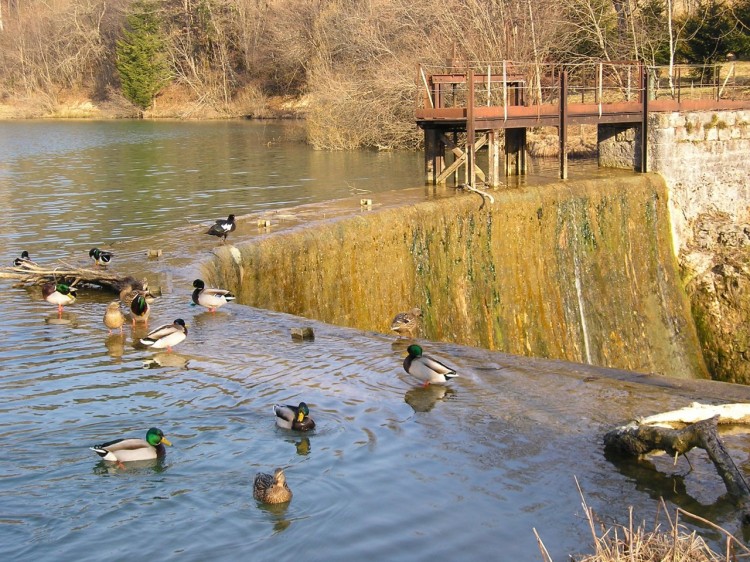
[415,61,750,182]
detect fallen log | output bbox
[604,402,750,524]
[0,261,148,294]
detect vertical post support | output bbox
[559,70,568,180]
[424,128,444,185]
[504,129,528,177]
[488,130,501,187]
[466,69,476,188]
[640,65,649,173]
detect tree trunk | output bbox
[604,410,750,524]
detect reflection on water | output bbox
[143,352,191,370]
[92,457,169,476]
[404,385,456,413]
[1,121,750,561]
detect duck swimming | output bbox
[253,468,292,504]
[274,402,316,431]
[192,279,235,312]
[403,344,459,387]
[14,251,37,268]
[140,318,187,352]
[90,427,171,463]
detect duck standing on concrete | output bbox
[89,248,114,267]
[403,344,459,387]
[140,319,188,352]
[205,214,236,243]
[390,307,422,338]
[192,279,235,312]
[104,301,126,334]
[129,292,151,326]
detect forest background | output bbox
[0,0,749,149]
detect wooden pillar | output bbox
[424,128,444,185]
[504,128,526,176]
[466,69,476,187]
[488,129,501,187]
[559,70,568,180]
[640,65,649,173]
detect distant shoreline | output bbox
[0,87,307,121]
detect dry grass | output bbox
[527,126,598,159]
[534,479,750,562]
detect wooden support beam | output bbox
[436,135,488,185]
[467,69,476,187]
[504,128,527,176]
[423,129,446,185]
[640,65,649,173]
[488,130,501,187]
[559,70,568,180]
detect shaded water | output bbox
[1,121,749,561]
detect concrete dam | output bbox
[203,173,708,380]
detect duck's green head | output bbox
[57,283,76,296]
[131,294,148,314]
[192,279,205,289]
[406,344,423,358]
[146,427,171,447]
[297,402,310,422]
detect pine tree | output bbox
[116,1,171,111]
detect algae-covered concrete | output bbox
[204,174,708,380]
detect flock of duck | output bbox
[11,213,459,505]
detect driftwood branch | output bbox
[0,261,146,294]
[604,403,750,524]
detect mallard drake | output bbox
[120,282,156,308]
[90,427,171,463]
[391,307,422,338]
[274,402,316,431]
[42,282,77,313]
[253,468,292,504]
[140,318,187,352]
[89,248,114,267]
[403,344,458,387]
[192,279,235,312]
[130,292,150,325]
[104,301,126,334]
[14,250,37,268]
[205,214,236,243]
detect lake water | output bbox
[1,120,749,561]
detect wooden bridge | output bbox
[415,60,750,185]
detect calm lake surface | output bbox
[1,120,749,561]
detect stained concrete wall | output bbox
[204,175,708,380]
[599,110,750,255]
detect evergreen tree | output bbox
[726,0,750,59]
[677,0,731,64]
[116,1,171,110]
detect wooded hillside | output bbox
[0,0,748,149]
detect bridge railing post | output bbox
[640,64,649,173]
[559,70,568,180]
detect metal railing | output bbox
[417,61,750,113]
